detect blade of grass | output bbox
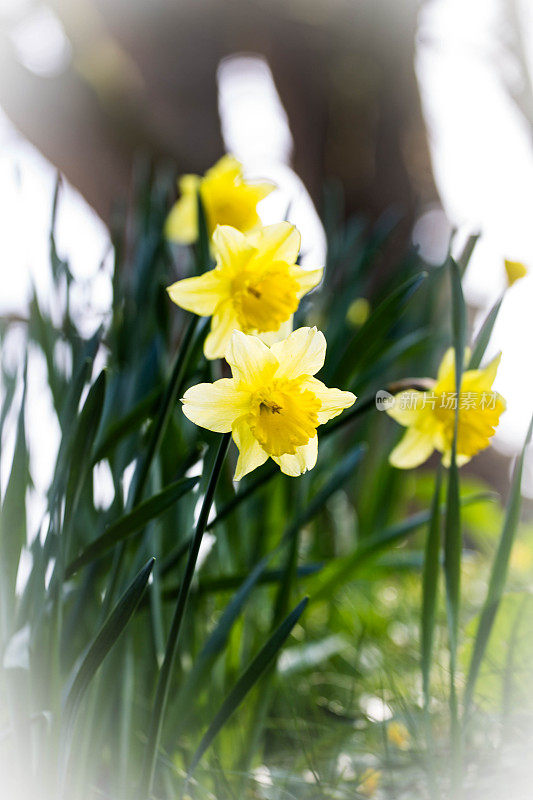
[456,233,479,276]
[421,462,443,715]
[0,367,29,638]
[166,554,307,741]
[62,370,107,539]
[467,296,503,370]
[160,564,323,600]
[186,597,308,778]
[463,413,533,717]
[59,558,155,792]
[444,256,466,786]
[194,188,210,274]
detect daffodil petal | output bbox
[258,317,294,347]
[435,347,455,390]
[249,181,275,202]
[232,418,269,480]
[292,267,324,298]
[272,435,317,476]
[206,154,241,180]
[204,300,241,360]
[441,451,471,468]
[435,346,472,393]
[182,379,250,432]
[179,174,201,193]
[165,193,198,244]
[505,259,528,287]
[299,435,318,470]
[212,225,256,271]
[300,378,356,424]
[247,222,301,264]
[225,330,278,384]
[271,327,326,380]
[389,427,435,469]
[167,270,228,316]
[385,391,427,427]
[462,352,502,393]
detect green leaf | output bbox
[444,255,467,761]
[311,492,493,603]
[421,463,442,712]
[92,385,163,465]
[65,476,199,577]
[330,271,427,383]
[127,316,202,507]
[138,433,230,799]
[162,564,322,599]
[467,296,503,370]
[48,334,100,509]
[457,233,479,276]
[187,597,308,776]
[60,558,154,776]
[28,291,65,414]
[63,370,107,536]
[168,552,291,739]
[284,444,366,541]
[463,413,533,715]
[195,189,211,274]
[0,370,29,636]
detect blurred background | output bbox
[1,0,533,496]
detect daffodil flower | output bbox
[386,348,506,469]
[167,222,324,359]
[165,154,274,244]
[504,258,528,287]
[181,327,356,479]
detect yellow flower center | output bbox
[231,263,300,333]
[248,380,320,456]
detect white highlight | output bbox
[217,54,327,270]
[9,3,72,77]
[416,0,533,491]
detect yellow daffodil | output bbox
[358,768,380,797]
[386,348,506,469]
[181,327,356,479]
[387,721,410,750]
[504,259,528,287]
[165,154,274,244]
[167,222,324,359]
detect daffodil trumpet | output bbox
[167,222,324,359]
[181,327,356,479]
[386,348,505,469]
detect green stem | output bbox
[137,433,231,799]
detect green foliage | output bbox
[0,169,530,800]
